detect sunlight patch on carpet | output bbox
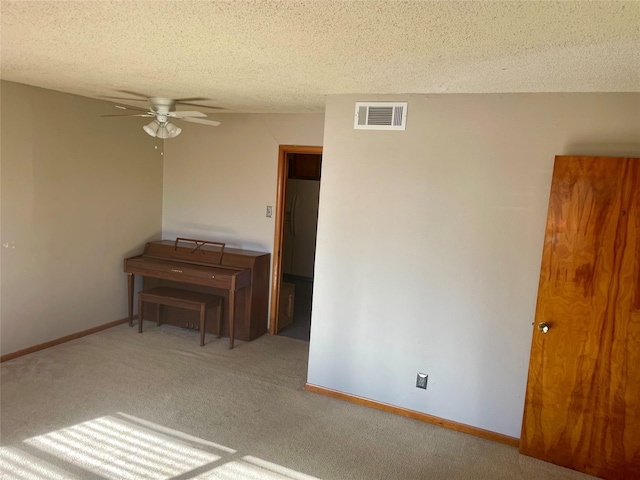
[0,446,82,480]
[194,455,321,479]
[1,413,321,479]
[23,415,221,479]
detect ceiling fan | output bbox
[102,92,221,139]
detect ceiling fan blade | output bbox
[178,117,221,126]
[175,97,210,103]
[110,103,151,112]
[168,111,207,118]
[101,114,154,117]
[102,95,146,102]
[116,89,152,99]
[176,101,225,110]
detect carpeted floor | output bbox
[1,323,596,480]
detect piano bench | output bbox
[137,287,224,347]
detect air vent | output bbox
[354,102,407,130]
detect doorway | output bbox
[269,146,322,340]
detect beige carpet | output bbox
[1,323,596,480]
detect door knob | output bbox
[538,322,550,334]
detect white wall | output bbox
[0,82,163,355]
[308,93,640,438]
[162,114,324,251]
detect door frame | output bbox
[269,145,323,334]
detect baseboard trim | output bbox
[305,383,520,448]
[0,316,134,363]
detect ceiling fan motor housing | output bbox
[149,97,176,114]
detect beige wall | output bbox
[308,93,640,438]
[1,81,163,355]
[162,114,324,251]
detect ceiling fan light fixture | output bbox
[156,126,168,139]
[143,121,160,137]
[165,122,182,138]
[155,121,180,139]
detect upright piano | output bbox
[124,238,271,342]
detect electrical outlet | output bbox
[266,206,273,218]
[416,373,428,390]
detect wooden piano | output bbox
[124,238,270,345]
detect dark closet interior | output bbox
[278,153,322,341]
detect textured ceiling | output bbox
[1,1,639,113]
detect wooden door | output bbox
[520,156,640,480]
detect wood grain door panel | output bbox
[520,156,640,480]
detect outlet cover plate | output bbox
[416,373,428,389]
